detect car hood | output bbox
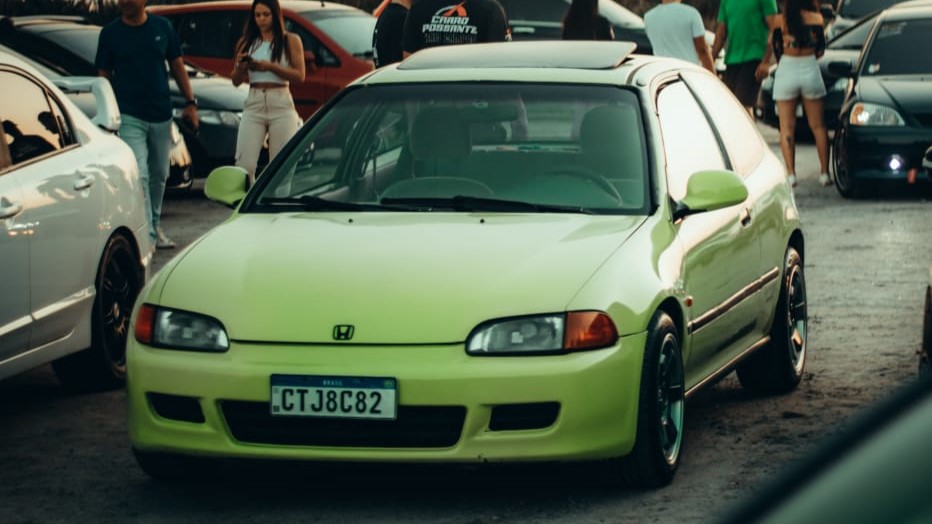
[857,76,932,118]
[156,212,646,344]
[170,76,248,111]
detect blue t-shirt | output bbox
[95,15,181,122]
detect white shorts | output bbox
[773,54,826,101]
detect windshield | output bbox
[56,28,99,64]
[862,19,932,75]
[299,11,376,58]
[838,0,903,19]
[247,83,649,215]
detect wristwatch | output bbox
[185,98,198,108]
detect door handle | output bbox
[0,198,24,220]
[74,172,96,191]
[739,208,751,227]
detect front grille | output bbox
[221,401,466,448]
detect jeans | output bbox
[235,86,300,184]
[120,114,172,244]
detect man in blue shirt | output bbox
[96,0,198,250]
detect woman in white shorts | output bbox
[771,0,830,187]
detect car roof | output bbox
[882,0,932,17]
[358,41,682,87]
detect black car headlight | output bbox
[466,311,618,356]
[134,304,229,352]
[850,102,905,126]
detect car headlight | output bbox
[198,109,242,127]
[466,311,618,356]
[850,102,905,126]
[134,304,230,352]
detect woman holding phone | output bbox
[231,0,305,185]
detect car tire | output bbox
[737,246,807,395]
[52,234,142,392]
[133,449,214,482]
[620,311,685,488]
[831,126,861,198]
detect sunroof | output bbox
[399,41,638,70]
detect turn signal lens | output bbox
[134,303,156,344]
[564,311,618,351]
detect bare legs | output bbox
[777,99,798,185]
[777,97,831,187]
[801,96,830,183]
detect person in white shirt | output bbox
[644,0,715,72]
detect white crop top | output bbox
[248,40,290,85]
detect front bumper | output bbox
[127,333,646,464]
[843,126,932,182]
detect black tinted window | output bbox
[862,19,932,75]
[506,0,570,21]
[0,71,62,165]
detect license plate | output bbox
[270,374,397,420]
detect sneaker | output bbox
[818,173,832,187]
[787,174,798,188]
[156,227,176,249]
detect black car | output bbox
[756,12,877,131]
[824,0,909,39]
[830,0,932,197]
[500,0,653,52]
[0,15,248,177]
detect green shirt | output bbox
[717,0,778,64]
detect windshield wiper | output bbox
[259,195,415,212]
[380,195,594,214]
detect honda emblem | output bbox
[332,324,355,341]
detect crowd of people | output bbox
[97,0,831,251]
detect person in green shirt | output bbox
[712,0,779,117]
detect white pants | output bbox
[235,86,300,182]
[773,55,827,101]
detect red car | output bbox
[148,0,375,120]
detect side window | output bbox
[0,71,62,165]
[683,72,764,177]
[284,20,338,67]
[656,82,725,201]
[175,12,248,58]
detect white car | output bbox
[0,51,150,390]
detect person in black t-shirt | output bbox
[374,0,411,67]
[402,0,510,57]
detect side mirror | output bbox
[204,165,248,208]
[827,60,854,77]
[820,3,836,20]
[52,77,121,133]
[673,169,748,220]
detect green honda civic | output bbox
[127,41,806,489]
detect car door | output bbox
[656,80,762,386]
[683,71,782,336]
[4,69,104,350]
[0,116,31,368]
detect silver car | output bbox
[0,51,150,391]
